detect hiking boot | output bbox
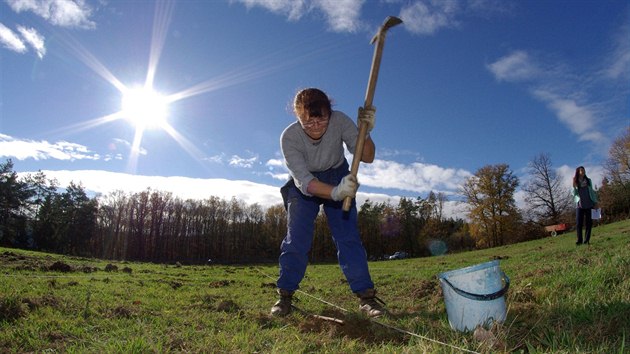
[270,289,294,316]
[357,288,386,317]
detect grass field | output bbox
[1,219,629,353]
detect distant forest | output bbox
[2,128,629,265]
[1,160,472,263]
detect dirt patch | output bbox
[109,305,137,319]
[0,251,45,271]
[209,280,234,288]
[255,313,275,329]
[46,331,67,342]
[1,293,67,323]
[576,257,590,265]
[80,265,98,273]
[1,251,24,262]
[411,279,440,299]
[510,284,537,303]
[169,281,183,290]
[48,261,73,272]
[22,294,61,311]
[104,264,118,272]
[295,312,406,345]
[521,267,554,278]
[473,324,507,352]
[216,300,240,313]
[508,302,543,327]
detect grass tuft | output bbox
[0,294,28,322]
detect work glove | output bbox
[358,105,376,132]
[331,174,359,201]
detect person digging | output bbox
[271,88,386,318]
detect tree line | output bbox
[1,128,628,263]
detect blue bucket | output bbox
[438,260,510,332]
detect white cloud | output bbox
[265,158,287,180]
[205,154,225,164]
[604,22,630,80]
[17,25,46,58]
[316,0,364,32]
[20,170,385,212]
[0,135,100,161]
[442,200,468,221]
[233,0,308,21]
[532,89,605,144]
[2,0,96,58]
[233,0,510,36]
[229,155,258,168]
[488,50,611,145]
[400,0,460,35]
[6,0,96,29]
[487,50,540,82]
[111,138,147,156]
[265,158,284,167]
[359,159,472,195]
[0,22,27,53]
[31,169,285,208]
[232,0,364,32]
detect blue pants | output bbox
[277,161,374,293]
[576,208,592,244]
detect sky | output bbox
[1,0,629,220]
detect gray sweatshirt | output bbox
[280,110,360,196]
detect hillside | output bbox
[1,219,628,353]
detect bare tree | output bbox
[522,153,572,225]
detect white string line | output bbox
[255,267,480,354]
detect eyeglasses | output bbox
[300,115,329,129]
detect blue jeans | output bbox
[277,161,374,293]
[576,208,592,243]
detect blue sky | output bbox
[1,0,628,219]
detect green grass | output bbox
[1,219,629,353]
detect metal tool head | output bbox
[371,16,403,44]
[382,16,403,30]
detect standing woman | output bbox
[572,166,598,245]
[271,88,385,317]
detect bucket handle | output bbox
[440,272,510,301]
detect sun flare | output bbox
[121,86,170,129]
[52,0,209,174]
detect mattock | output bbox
[343,16,403,212]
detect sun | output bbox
[121,86,170,129]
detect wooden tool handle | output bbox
[342,16,401,212]
[342,121,370,211]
